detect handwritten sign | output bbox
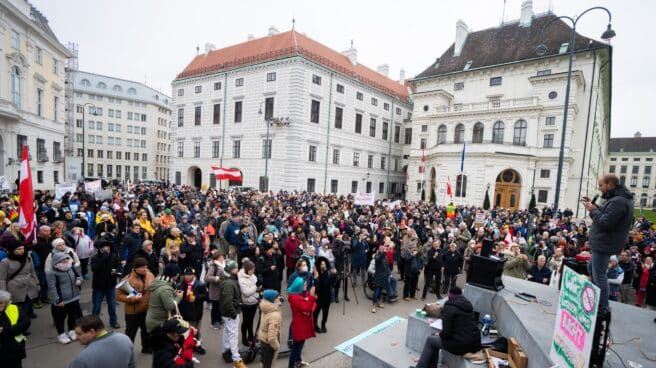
[550,266,599,368]
[354,192,375,206]
[84,179,102,193]
[0,176,9,191]
[55,183,77,199]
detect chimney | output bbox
[634,131,642,138]
[519,0,534,27]
[342,47,357,66]
[268,26,279,36]
[399,69,406,84]
[377,64,389,77]
[454,19,469,57]
[204,43,215,54]
[247,34,254,41]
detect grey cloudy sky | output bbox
[33,0,655,137]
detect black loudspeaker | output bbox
[558,258,589,290]
[466,255,506,291]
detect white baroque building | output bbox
[171,27,412,197]
[607,132,656,210]
[0,0,70,190]
[405,1,612,216]
[71,71,171,182]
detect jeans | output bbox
[416,335,442,368]
[587,251,611,313]
[442,273,458,294]
[387,276,398,298]
[125,313,150,350]
[261,342,277,368]
[222,315,241,361]
[288,339,306,368]
[92,287,118,325]
[36,269,48,302]
[373,287,383,305]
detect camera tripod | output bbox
[341,251,359,316]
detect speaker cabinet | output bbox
[466,255,506,291]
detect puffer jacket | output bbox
[257,299,282,351]
[439,294,481,355]
[238,269,258,306]
[116,269,154,315]
[145,277,182,333]
[46,255,81,305]
[0,255,39,302]
[204,261,227,301]
[219,275,241,319]
[588,185,634,255]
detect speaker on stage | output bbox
[466,255,506,291]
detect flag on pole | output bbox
[418,149,426,173]
[446,176,453,197]
[460,142,466,173]
[18,145,35,242]
[211,167,242,182]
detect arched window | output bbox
[456,174,467,197]
[473,122,484,143]
[437,124,447,144]
[113,85,122,92]
[80,79,90,87]
[513,119,527,146]
[97,82,107,89]
[127,87,136,95]
[11,66,21,108]
[454,124,465,144]
[492,121,504,144]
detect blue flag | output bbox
[460,142,466,172]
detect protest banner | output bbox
[550,266,600,368]
[354,192,375,206]
[0,176,9,191]
[96,189,113,201]
[55,183,77,199]
[84,179,102,193]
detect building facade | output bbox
[405,0,612,216]
[0,0,70,190]
[608,133,656,210]
[171,27,412,197]
[70,71,171,182]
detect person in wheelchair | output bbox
[371,245,398,313]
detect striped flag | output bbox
[18,145,35,242]
[418,149,426,173]
[446,176,453,197]
[211,167,242,182]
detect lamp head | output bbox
[535,43,548,56]
[258,108,262,115]
[601,23,616,40]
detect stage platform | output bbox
[351,276,655,368]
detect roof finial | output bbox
[292,17,296,30]
[350,39,354,49]
[196,45,200,55]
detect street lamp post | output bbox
[80,103,96,178]
[258,102,290,191]
[536,7,615,211]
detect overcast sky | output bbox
[32,0,655,138]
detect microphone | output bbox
[591,194,599,205]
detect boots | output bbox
[222,349,233,363]
[233,359,248,368]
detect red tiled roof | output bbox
[175,31,409,101]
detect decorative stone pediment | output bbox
[6,51,28,68]
[33,72,46,83]
[51,82,62,91]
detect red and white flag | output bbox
[18,145,35,242]
[446,176,453,198]
[211,167,242,182]
[418,149,426,173]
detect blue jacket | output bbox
[224,221,241,246]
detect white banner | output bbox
[96,189,113,201]
[0,176,9,191]
[65,157,82,183]
[382,200,401,210]
[354,192,375,206]
[84,179,102,193]
[55,183,77,199]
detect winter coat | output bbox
[646,266,656,307]
[256,254,281,291]
[351,238,368,269]
[116,269,154,315]
[177,278,207,323]
[238,269,259,306]
[90,251,120,289]
[441,251,462,275]
[288,292,316,342]
[0,255,39,302]
[439,294,481,355]
[425,247,443,272]
[455,228,472,252]
[73,234,95,260]
[44,246,81,274]
[284,237,301,269]
[463,246,475,273]
[34,237,51,271]
[503,254,529,279]
[607,266,624,299]
[588,185,634,255]
[257,299,282,351]
[179,241,204,274]
[218,275,241,319]
[313,257,333,304]
[151,331,193,368]
[121,232,142,262]
[527,265,552,285]
[135,249,160,277]
[145,277,182,333]
[46,265,81,305]
[0,303,30,362]
[402,250,421,278]
[204,261,227,301]
[373,251,390,289]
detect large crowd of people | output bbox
[0,180,655,367]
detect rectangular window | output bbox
[367,154,373,169]
[116,110,121,118]
[177,88,184,96]
[214,82,221,90]
[96,121,102,131]
[262,139,272,159]
[351,181,358,193]
[620,165,627,174]
[115,137,121,146]
[416,182,422,193]
[421,124,428,133]
[177,108,184,126]
[366,182,372,194]
[336,84,344,93]
[645,166,652,175]
[97,136,103,144]
[332,149,340,164]
[381,156,386,170]
[87,149,94,158]
[307,178,316,192]
[634,158,641,161]
[35,170,43,184]
[36,139,46,161]
[383,103,390,111]
[141,127,146,135]
[235,78,244,87]
[212,140,220,158]
[545,116,556,126]
[404,128,412,145]
[76,148,83,157]
[53,142,61,161]
[310,100,320,123]
[308,145,317,162]
[232,140,241,158]
[265,97,274,120]
[396,107,402,115]
[106,164,113,178]
[490,76,502,86]
[353,152,360,167]
[177,141,184,158]
[127,125,132,133]
[632,166,640,174]
[643,176,650,188]
[538,190,548,203]
[540,169,550,178]
[355,113,362,133]
[36,88,43,116]
[97,150,103,159]
[334,107,343,129]
[382,122,389,140]
[543,134,554,148]
[108,109,114,118]
[53,96,59,121]
[87,164,93,177]
[454,82,464,91]
[195,106,201,125]
[97,164,103,177]
[89,135,95,144]
[117,165,122,178]
[394,126,400,143]
[420,138,427,150]
[537,69,551,77]
[116,151,122,160]
[371,97,377,106]
[107,151,113,160]
[35,47,42,64]
[234,101,242,123]
[175,171,181,185]
[312,74,322,85]
[609,165,616,173]
[379,182,384,194]
[128,111,133,120]
[213,103,221,124]
[630,176,637,187]
[267,72,276,82]
[194,141,200,158]
[369,118,376,137]
[194,85,202,94]
[330,179,338,193]
[356,92,363,101]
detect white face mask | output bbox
[300,266,308,273]
[55,259,73,271]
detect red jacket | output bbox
[288,292,316,341]
[284,237,301,268]
[385,247,395,269]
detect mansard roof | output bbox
[610,137,656,153]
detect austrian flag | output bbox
[18,145,36,241]
[211,167,242,182]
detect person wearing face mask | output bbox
[312,256,334,333]
[257,243,281,293]
[0,236,40,321]
[238,260,258,346]
[44,238,81,274]
[116,257,154,354]
[46,252,83,344]
[258,289,282,368]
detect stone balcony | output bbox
[433,96,539,115]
